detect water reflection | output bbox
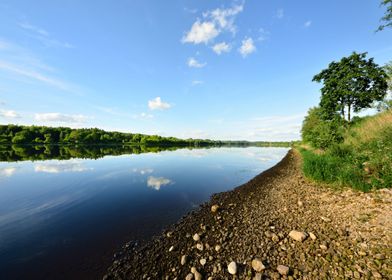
[147,176,173,191]
[0,146,289,280]
[0,166,18,177]
[34,160,92,173]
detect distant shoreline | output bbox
[105,149,391,279]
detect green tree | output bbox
[377,0,392,31]
[313,52,388,122]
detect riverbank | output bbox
[105,149,391,279]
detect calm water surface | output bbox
[0,147,288,279]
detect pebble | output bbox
[196,243,204,251]
[320,244,328,250]
[215,245,221,252]
[227,261,237,275]
[297,200,303,207]
[308,232,317,240]
[186,273,194,280]
[211,204,220,213]
[253,273,262,280]
[169,246,174,252]
[193,233,200,241]
[251,258,265,272]
[277,265,289,276]
[200,258,206,266]
[191,267,197,274]
[181,255,187,265]
[194,271,202,280]
[289,230,307,242]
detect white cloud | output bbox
[239,38,256,57]
[0,109,20,118]
[182,3,244,45]
[148,97,171,110]
[258,28,270,41]
[147,176,172,191]
[212,42,231,54]
[34,113,90,123]
[204,4,244,33]
[182,21,219,44]
[187,57,206,68]
[192,80,204,86]
[276,9,284,19]
[304,20,312,28]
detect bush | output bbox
[301,107,344,149]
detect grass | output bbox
[299,110,392,192]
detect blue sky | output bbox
[0,0,391,141]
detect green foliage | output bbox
[300,111,392,191]
[313,52,388,122]
[0,124,230,147]
[377,0,392,31]
[301,107,344,149]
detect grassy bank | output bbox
[299,110,392,191]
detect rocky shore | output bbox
[105,150,391,279]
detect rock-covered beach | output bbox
[105,150,391,279]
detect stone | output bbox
[181,255,187,265]
[251,258,265,272]
[200,258,206,266]
[169,246,174,252]
[309,232,317,240]
[186,273,194,280]
[211,204,220,213]
[320,244,328,250]
[215,245,221,252]
[298,200,303,207]
[193,233,200,241]
[254,273,262,280]
[196,243,204,251]
[191,267,197,274]
[277,265,289,276]
[289,230,307,242]
[271,233,280,242]
[194,271,202,280]
[227,261,237,275]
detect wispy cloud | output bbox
[212,42,231,54]
[304,20,312,28]
[34,113,91,123]
[0,38,79,93]
[18,21,74,49]
[132,168,154,175]
[148,97,171,110]
[188,57,206,68]
[192,80,204,86]
[133,112,154,119]
[276,9,284,19]
[182,3,244,45]
[239,37,256,57]
[0,167,18,177]
[0,109,20,119]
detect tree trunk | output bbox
[348,104,351,123]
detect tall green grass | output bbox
[300,110,392,192]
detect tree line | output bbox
[0,124,224,146]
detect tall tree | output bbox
[377,0,392,31]
[313,52,388,122]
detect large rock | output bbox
[227,261,237,275]
[251,258,265,272]
[289,230,307,242]
[277,265,289,276]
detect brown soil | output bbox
[105,149,392,280]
